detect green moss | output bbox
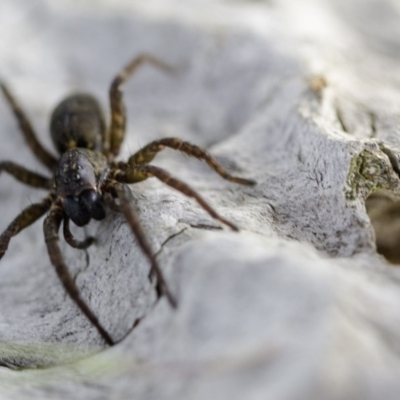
[346,149,396,201]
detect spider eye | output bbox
[64,196,91,227]
[80,190,106,221]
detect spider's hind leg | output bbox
[129,137,256,186]
[1,83,58,170]
[106,54,175,159]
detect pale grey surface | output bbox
[1,0,400,399]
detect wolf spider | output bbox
[0,54,255,345]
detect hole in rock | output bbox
[366,192,400,264]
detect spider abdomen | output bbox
[50,94,106,154]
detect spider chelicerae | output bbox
[0,54,255,345]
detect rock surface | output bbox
[1,0,400,399]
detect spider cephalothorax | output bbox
[0,54,255,345]
[56,149,108,226]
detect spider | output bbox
[0,54,255,346]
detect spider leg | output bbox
[44,204,113,345]
[63,217,95,249]
[106,54,175,159]
[0,161,52,189]
[128,137,256,186]
[105,181,177,308]
[0,194,54,260]
[0,83,58,171]
[114,164,239,231]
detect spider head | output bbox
[55,148,108,226]
[63,190,106,227]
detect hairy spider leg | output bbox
[0,195,54,259]
[114,164,239,231]
[128,137,256,186]
[106,54,175,158]
[0,161,52,189]
[0,83,58,170]
[44,204,114,345]
[105,181,177,308]
[63,217,95,249]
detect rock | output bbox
[1,0,400,399]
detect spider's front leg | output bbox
[113,164,239,231]
[129,137,256,186]
[0,194,54,259]
[103,181,177,308]
[0,161,52,189]
[43,204,114,345]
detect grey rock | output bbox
[1,0,400,399]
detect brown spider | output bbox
[0,54,255,345]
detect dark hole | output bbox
[366,192,400,264]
